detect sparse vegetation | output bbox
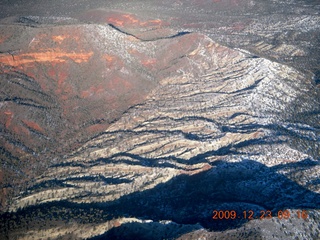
[1,1,320,239]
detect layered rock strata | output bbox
[0,16,319,239]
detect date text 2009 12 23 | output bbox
[212,210,308,220]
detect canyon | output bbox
[0,1,320,239]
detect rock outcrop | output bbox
[0,13,188,206]
[0,3,320,240]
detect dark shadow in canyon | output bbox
[2,158,319,239]
[94,159,320,234]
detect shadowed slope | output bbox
[1,160,319,239]
[1,23,319,238]
[0,2,320,239]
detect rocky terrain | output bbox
[0,1,320,239]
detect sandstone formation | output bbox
[0,1,320,239]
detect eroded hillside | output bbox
[0,4,320,240]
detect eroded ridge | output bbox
[0,22,197,206]
[4,26,320,239]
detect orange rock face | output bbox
[0,15,197,205]
[0,50,93,67]
[77,9,168,28]
[76,9,174,41]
